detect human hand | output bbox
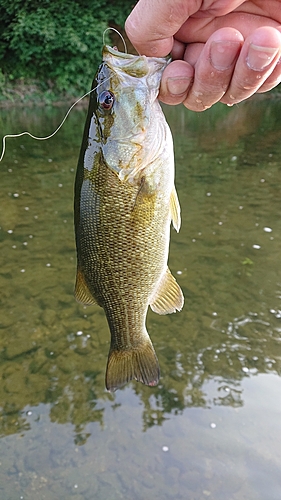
[125,1,281,111]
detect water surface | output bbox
[0,96,281,500]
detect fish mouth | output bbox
[104,45,136,59]
[103,45,171,66]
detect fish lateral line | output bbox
[0,76,111,163]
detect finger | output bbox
[171,39,186,60]
[221,27,281,105]
[181,28,244,111]
[158,43,204,104]
[181,43,204,67]
[125,0,194,56]
[256,60,281,92]
[175,11,281,44]
[159,60,194,105]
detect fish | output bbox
[74,45,184,392]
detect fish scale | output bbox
[74,45,184,391]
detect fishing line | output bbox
[0,28,127,163]
[103,27,127,54]
[0,76,111,163]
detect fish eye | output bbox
[99,91,114,110]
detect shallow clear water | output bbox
[0,96,281,500]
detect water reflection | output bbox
[0,98,281,438]
[1,96,281,498]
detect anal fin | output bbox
[150,268,184,315]
[75,266,98,306]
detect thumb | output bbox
[125,0,196,57]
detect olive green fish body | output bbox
[74,46,183,391]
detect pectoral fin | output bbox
[75,266,98,306]
[150,268,184,315]
[170,186,181,232]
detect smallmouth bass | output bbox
[74,45,184,391]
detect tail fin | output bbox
[106,340,160,392]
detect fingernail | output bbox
[246,44,279,71]
[166,76,192,96]
[210,41,241,70]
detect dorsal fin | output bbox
[150,268,184,315]
[170,186,181,232]
[75,266,98,306]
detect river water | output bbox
[0,95,281,500]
